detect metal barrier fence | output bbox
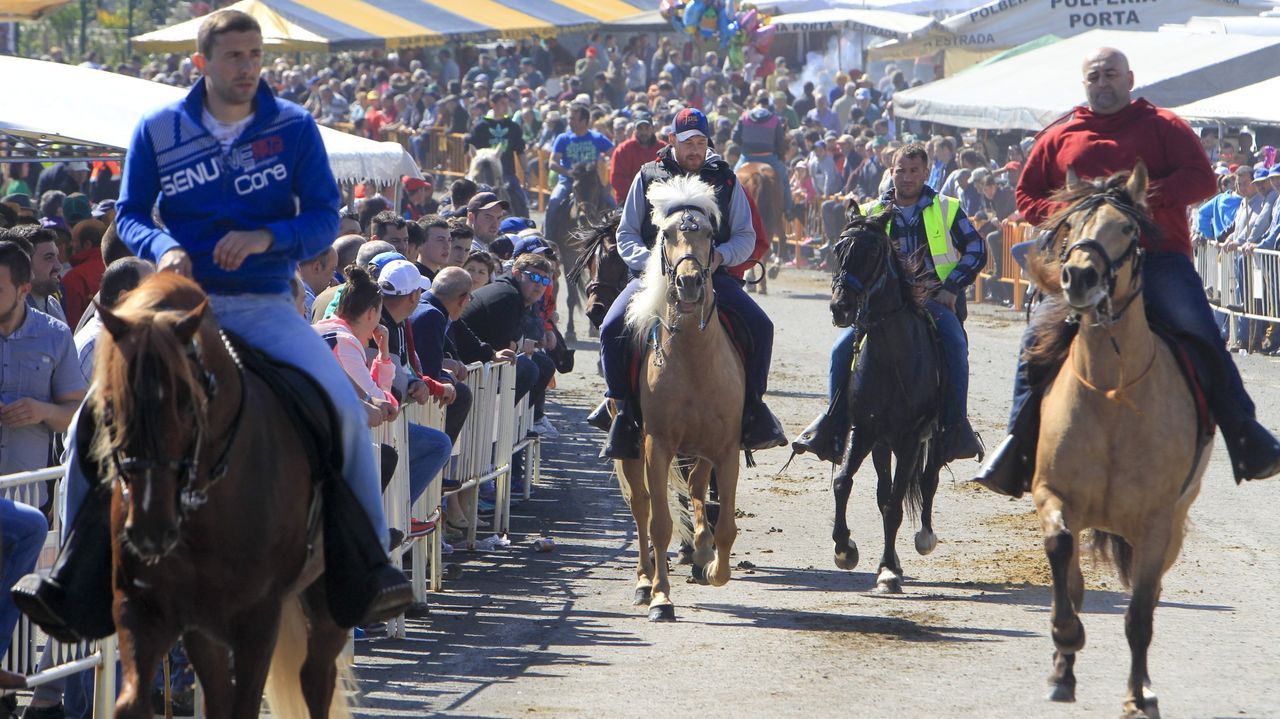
[1194,240,1280,350]
[0,468,116,717]
[972,220,1035,311]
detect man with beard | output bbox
[608,111,665,204]
[7,225,67,324]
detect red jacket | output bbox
[1016,99,1216,257]
[61,247,105,329]
[728,189,771,280]
[610,137,666,203]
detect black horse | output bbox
[828,211,944,594]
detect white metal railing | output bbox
[1194,240,1280,349]
[0,468,117,717]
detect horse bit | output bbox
[110,330,246,520]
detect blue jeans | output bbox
[1233,254,1253,345]
[64,293,390,550]
[543,182,574,251]
[602,272,774,402]
[1,499,47,657]
[829,299,968,434]
[736,153,792,211]
[1009,252,1255,432]
[406,423,450,506]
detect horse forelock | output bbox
[646,174,721,229]
[838,216,934,312]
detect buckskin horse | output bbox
[92,273,349,718]
[827,209,945,594]
[616,175,743,622]
[736,162,785,293]
[1020,162,1211,719]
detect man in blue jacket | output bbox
[14,10,412,642]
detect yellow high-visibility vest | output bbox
[862,194,962,281]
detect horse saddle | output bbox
[627,309,754,394]
[224,331,342,486]
[1152,326,1215,441]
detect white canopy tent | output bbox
[1161,15,1280,37]
[890,29,1280,131]
[1171,77,1280,127]
[871,0,1280,68]
[0,55,419,185]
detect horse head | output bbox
[569,161,603,217]
[1036,161,1152,322]
[626,175,721,330]
[94,273,221,561]
[567,209,627,328]
[829,211,892,328]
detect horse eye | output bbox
[1121,224,1135,236]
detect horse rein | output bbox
[833,233,902,331]
[111,330,246,520]
[657,208,718,332]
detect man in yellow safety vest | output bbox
[794,143,988,464]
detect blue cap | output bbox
[512,235,551,257]
[672,107,710,142]
[370,251,407,276]
[500,216,537,234]
[1254,168,1270,181]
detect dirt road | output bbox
[353,270,1280,719]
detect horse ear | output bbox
[1127,160,1149,206]
[1065,165,1082,190]
[97,302,130,342]
[869,211,891,233]
[173,299,208,344]
[846,197,863,221]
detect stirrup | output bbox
[970,434,1029,498]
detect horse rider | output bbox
[466,91,530,219]
[794,143,986,465]
[732,91,792,213]
[13,11,412,642]
[975,47,1280,496]
[544,103,615,249]
[590,108,788,458]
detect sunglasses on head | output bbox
[525,271,552,287]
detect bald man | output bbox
[976,47,1280,496]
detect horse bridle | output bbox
[111,330,246,519]
[833,232,900,330]
[658,207,717,332]
[1049,192,1147,326]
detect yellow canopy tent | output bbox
[0,0,70,21]
[131,0,329,54]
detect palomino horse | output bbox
[617,175,743,621]
[1022,162,1210,719]
[827,210,944,594]
[93,273,349,718]
[558,161,611,341]
[736,162,785,293]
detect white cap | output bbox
[378,259,431,296]
[67,161,90,172]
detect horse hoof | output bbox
[690,563,710,585]
[1047,683,1076,703]
[648,603,676,622]
[914,530,937,556]
[564,330,577,344]
[675,546,694,565]
[833,546,859,571]
[633,586,652,606]
[874,568,903,594]
[1123,696,1159,719]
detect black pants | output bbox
[444,380,472,443]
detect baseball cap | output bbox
[672,107,710,142]
[512,235,551,256]
[854,88,871,100]
[634,110,654,126]
[91,199,116,219]
[466,191,509,213]
[402,175,432,192]
[62,194,92,225]
[2,193,33,210]
[369,251,407,277]
[1253,167,1270,181]
[500,216,537,234]
[378,259,431,296]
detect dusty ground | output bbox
[351,269,1280,719]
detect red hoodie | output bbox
[1016,99,1216,257]
[610,137,666,203]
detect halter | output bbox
[657,207,717,332]
[1052,190,1147,328]
[111,330,246,521]
[832,230,904,331]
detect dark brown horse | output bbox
[93,273,349,718]
[566,208,629,331]
[736,162,784,293]
[560,161,611,341]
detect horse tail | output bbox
[1090,530,1134,589]
[264,596,354,719]
[612,457,696,551]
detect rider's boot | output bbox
[323,479,414,628]
[942,417,985,464]
[12,410,114,643]
[1220,417,1280,482]
[971,390,1042,499]
[587,400,612,432]
[742,394,788,451]
[11,485,114,644]
[602,401,642,460]
[792,409,845,463]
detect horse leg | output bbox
[915,446,941,556]
[704,449,740,588]
[875,440,920,594]
[1037,489,1085,703]
[299,586,350,719]
[645,440,678,621]
[1123,529,1171,719]
[229,604,283,718]
[832,430,873,571]
[181,630,233,719]
[114,606,179,719]
[687,459,716,584]
[618,458,653,606]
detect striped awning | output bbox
[260,0,653,49]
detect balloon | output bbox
[752,23,776,54]
[683,0,706,34]
[659,0,675,20]
[700,5,718,38]
[739,8,758,33]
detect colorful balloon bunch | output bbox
[659,0,776,59]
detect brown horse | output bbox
[559,161,612,341]
[1022,162,1211,719]
[93,273,349,718]
[616,174,744,622]
[736,162,784,292]
[566,208,629,331]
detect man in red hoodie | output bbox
[976,47,1280,495]
[608,110,665,204]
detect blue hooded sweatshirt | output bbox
[117,77,339,296]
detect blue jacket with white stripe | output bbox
[117,77,340,296]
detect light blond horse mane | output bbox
[624,175,720,332]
